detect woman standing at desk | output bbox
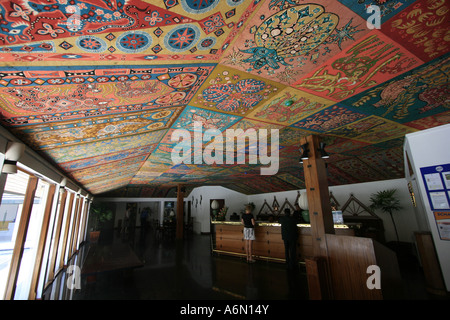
[241,206,256,263]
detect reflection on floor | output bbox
[72,229,309,300]
[43,227,448,300]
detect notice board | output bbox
[420,164,450,241]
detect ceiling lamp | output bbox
[211,200,219,210]
[2,141,25,174]
[319,142,329,159]
[299,143,309,163]
[297,192,309,210]
[59,177,67,192]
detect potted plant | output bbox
[216,206,228,221]
[369,189,402,243]
[89,203,113,243]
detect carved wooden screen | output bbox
[341,194,379,218]
[340,194,385,243]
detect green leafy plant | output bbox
[90,203,113,231]
[216,206,228,221]
[369,189,402,242]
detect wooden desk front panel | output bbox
[215,224,245,254]
[214,224,335,261]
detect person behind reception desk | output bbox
[293,204,302,223]
[241,206,256,263]
[279,208,299,270]
[230,212,240,221]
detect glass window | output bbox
[13,179,51,300]
[0,160,87,300]
[55,192,75,273]
[0,170,29,299]
[35,187,60,299]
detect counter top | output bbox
[211,220,350,229]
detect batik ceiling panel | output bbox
[59,144,156,172]
[380,0,450,62]
[293,30,423,102]
[0,64,216,126]
[0,0,260,63]
[337,0,414,24]
[44,129,166,163]
[326,115,418,144]
[341,53,450,124]
[71,153,147,184]
[246,87,335,126]
[11,107,181,150]
[220,0,372,86]
[0,0,448,195]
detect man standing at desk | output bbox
[279,208,298,270]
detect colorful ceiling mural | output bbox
[0,0,448,196]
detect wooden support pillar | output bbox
[301,135,335,256]
[301,135,334,299]
[176,184,185,240]
[305,257,331,300]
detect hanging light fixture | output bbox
[297,192,310,223]
[211,199,219,220]
[211,200,219,210]
[299,143,309,163]
[319,142,329,159]
[2,141,25,174]
[297,192,308,210]
[59,177,67,193]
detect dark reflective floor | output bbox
[72,228,309,300]
[42,226,448,301]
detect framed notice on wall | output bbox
[420,164,450,241]
[433,212,450,241]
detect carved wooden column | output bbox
[176,184,185,240]
[301,135,334,299]
[301,135,335,256]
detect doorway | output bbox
[210,199,225,219]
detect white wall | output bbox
[404,124,450,291]
[328,179,418,243]
[186,186,247,234]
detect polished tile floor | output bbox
[55,227,447,301]
[72,229,309,300]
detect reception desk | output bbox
[212,221,355,262]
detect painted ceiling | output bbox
[0,0,448,196]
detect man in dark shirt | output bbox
[279,208,298,269]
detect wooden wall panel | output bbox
[415,231,447,295]
[325,234,402,299]
[326,234,381,299]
